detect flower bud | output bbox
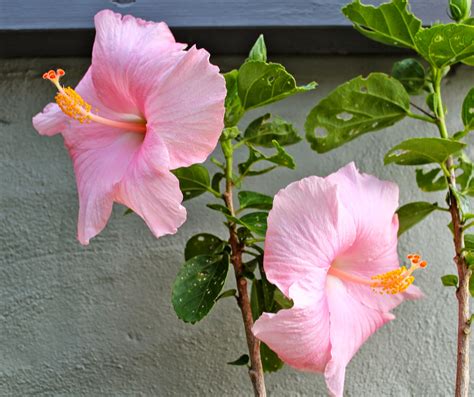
[449,0,471,22]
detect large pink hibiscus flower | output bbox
[252,163,424,397]
[33,10,226,245]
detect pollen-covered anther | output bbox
[55,87,92,123]
[371,253,427,295]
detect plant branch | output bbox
[222,138,266,397]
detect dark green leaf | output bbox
[224,70,245,127]
[272,288,293,310]
[227,354,249,366]
[244,113,301,147]
[173,164,211,201]
[238,61,316,111]
[462,88,474,130]
[123,208,134,216]
[392,58,426,95]
[172,254,229,323]
[416,168,447,192]
[305,73,410,153]
[397,201,438,236]
[441,274,459,287]
[342,0,422,49]
[247,34,267,62]
[449,0,471,22]
[206,203,231,215]
[415,24,474,68]
[238,191,273,211]
[216,288,237,301]
[239,212,269,236]
[261,343,284,373]
[211,172,225,194]
[184,233,225,261]
[384,138,466,166]
[426,93,438,113]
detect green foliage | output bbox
[462,88,474,130]
[228,212,268,236]
[224,70,245,127]
[247,34,267,62]
[172,254,229,323]
[441,274,459,287]
[244,114,301,147]
[416,168,447,192]
[397,201,438,236]
[384,138,466,166]
[457,156,474,195]
[173,164,213,201]
[306,73,410,153]
[216,289,237,301]
[449,0,472,22]
[392,58,426,95]
[184,233,226,261]
[238,191,273,211]
[342,0,422,50]
[227,354,250,366]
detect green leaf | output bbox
[384,138,466,166]
[238,61,316,111]
[224,70,245,127]
[305,73,410,153]
[216,288,237,301]
[184,233,225,261]
[238,191,273,211]
[415,24,474,68]
[244,113,301,147]
[416,168,447,192]
[173,164,211,201]
[462,88,474,130]
[123,208,134,216]
[206,203,231,216]
[450,187,474,221]
[465,233,474,250]
[247,34,267,62]
[397,201,438,236]
[172,254,229,323]
[261,342,284,373]
[458,156,474,195]
[392,58,426,95]
[342,0,422,50]
[238,212,269,236]
[211,172,225,194]
[227,354,249,366]
[238,142,295,178]
[470,273,474,297]
[441,274,459,287]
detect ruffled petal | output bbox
[252,270,331,373]
[324,276,393,397]
[145,46,226,169]
[263,176,357,296]
[32,103,68,136]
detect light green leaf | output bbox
[384,138,466,166]
[244,113,301,147]
[247,34,267,63]
[462,88,474,130]
[305,73,410,153]
[184,233,226,261]
[458,156,474,195]
[465,233,474,250]
[227,354,249,366]
[238,61,316,111]
[238,191,273,211]
[415,24,474,68]
[342,0,422,50]
[173,164,212,201]
[397,201,438,236]
[392,58,426,95]
[224,70,245,127]
[441,274,459,287]
[172,254,229,323]
[415,168,447,192]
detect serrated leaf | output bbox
[184,233,225,261]
[224,69,245,127]
[397,201,438,236]
[305,73,410,153]
[342,0,422,50]
[247,34,267,62]
[416,168,447,192]
[238,61,316,111]
[238,191,273,211]
[172,254,229,323]
[392,58,426,95]
[384,138,466,166]
[244,113,301,147]
[441,274,459,287]
[462,88,474,130]
[173,164,211,201]
[415,24,474,68]
[227,354,249,366]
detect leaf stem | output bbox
[409,101,436,120]
[407,110,436,124]
[221,137,266,397]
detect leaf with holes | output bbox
[415,24,474,68]
[184,233,226,261]
[384,138,466,166]
[342,0,422,50]
[305,73,410,153]
[173,164,211,201]
[462,88,474,130]
[392,58,426,95]
[247,34,267,62]
[172,254,229,324]
[397,201,438,236]
[238,191,273,211]
[244,113,301,147]
[415,168,447,192]
[238,142,295,177]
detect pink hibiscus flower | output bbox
[32,10,226,245]
[252,162,424,397]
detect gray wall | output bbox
[1,55,473,396]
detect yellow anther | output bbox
[55,87,92,123]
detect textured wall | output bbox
[0,55,473,396]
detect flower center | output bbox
[328,254,427,295]
[43,69,147,133]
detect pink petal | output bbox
[145,46,226,169]
[324,276,394,397]
[252,270,331,373]
[92,10,186,115]
[32,103,68,136]
[263,176,357,296]
[115,129,187,239]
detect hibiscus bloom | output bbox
[252,163,424,397]
[32,10,226,245]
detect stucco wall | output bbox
[0,55,473,396]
